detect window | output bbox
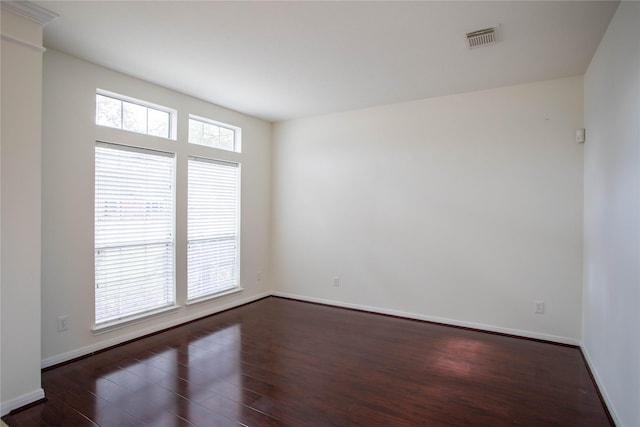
[93,90,244,324]
[95,142,176,325]
[96,90,175,139]
[188,115,241,152]
[188,157,240,301]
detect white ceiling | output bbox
[35,1,618,122]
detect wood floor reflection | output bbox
[3,297,612,426]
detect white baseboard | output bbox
[42,290,580,369]
[580,346,621,426]
[41,291,271,369]
[35,290,615,424]
[271,291,580,346]
[1,388,45,417]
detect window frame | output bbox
[93,141,178,330]
[186,155,242,303]
[96,89,177,140]
[188,114,242,153]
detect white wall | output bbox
[272,76,585,343]
[0,8,46,416]
[583,2,640,426]
[41,49,271,366]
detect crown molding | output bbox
[1,32,46,52]
[1,1,58,26]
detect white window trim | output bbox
[185,287,244,307]
[92,304,181,335]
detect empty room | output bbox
[1,0,638,426]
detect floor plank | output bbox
[3,297,612,426]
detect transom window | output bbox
[96,90,175,139]
[188,115,241,152]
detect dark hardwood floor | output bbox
[3,297,612,426]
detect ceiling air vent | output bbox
[466,26,499,49]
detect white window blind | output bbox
[95,142,176,324]
[188,157,240,301]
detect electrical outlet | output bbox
[535,300,545,314]
[57,315,69,332]
[333,276,340,287]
